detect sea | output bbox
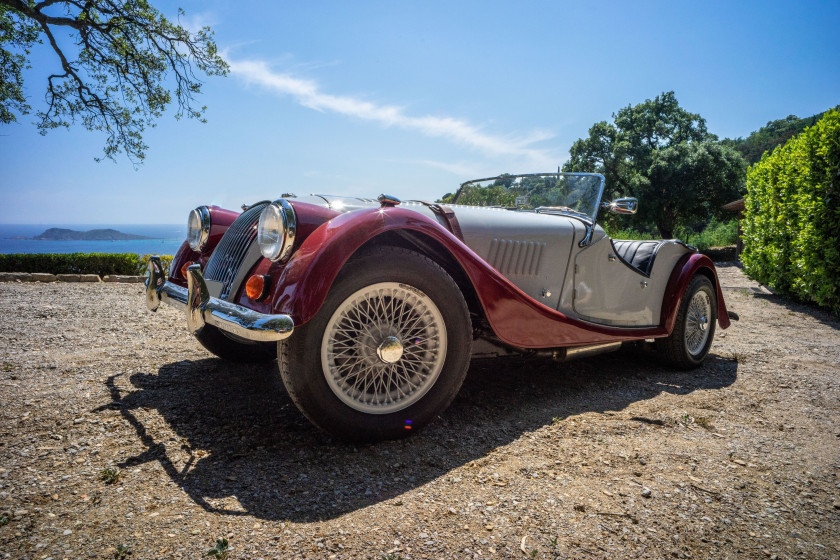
[0,224,187,256]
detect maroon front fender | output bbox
[270,207,730,348]
[169,205,240,287]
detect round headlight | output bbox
[187,206,211,251]
[258,199,297,262]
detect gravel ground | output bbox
[1,263,838,560]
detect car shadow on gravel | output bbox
[99,349,737,522]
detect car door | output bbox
[572,230,658,327]
[572,231,694,327]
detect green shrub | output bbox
[742,108,840,314]
[603,226,657,241]
[678,218,738,251]
[605,219,738,254]
[0,253,173,276]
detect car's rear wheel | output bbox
[278,247,472,441]
[657,275,717,369]
[194,324,276,363]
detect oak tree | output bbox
[0,0,228,162]
[563,91,746,238]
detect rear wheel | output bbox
[657,275,717,369]
[278,247,472,441]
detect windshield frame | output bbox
[451,172,607,223]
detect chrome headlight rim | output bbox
[258,199,297,262]
[187,206,211,251]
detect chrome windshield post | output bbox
[579,223,596,247]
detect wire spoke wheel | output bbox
[278,247,471,441]
[321,282,447,414]
[684,290,712,357]
[656,274,717,369]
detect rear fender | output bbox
[661,253,731,331]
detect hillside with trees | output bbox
[722,108,837,164]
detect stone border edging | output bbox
[0,272,145,283]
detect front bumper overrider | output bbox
[145,256,294,342]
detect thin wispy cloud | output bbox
[177,11,217,34]
[408,159,486,178]
[229,59,557,167]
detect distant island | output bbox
[32,228,157,241]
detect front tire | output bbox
[657,275,717,369]
[194,324,276,363]
[278,247,472,441]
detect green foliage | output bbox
[603,226,657,241]
[0,5,39,124]
[447,174,604,218]
[0,253,172,276]
[563,91,747,238]
[723,109,836,165]
[742,108,840,314]
[677,218,738,252]
[451,183,516,207]
[113,544,131,559]
[100,467,121,484]
[0,0,228,163]
[206,538,229,560]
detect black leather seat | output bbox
[611,239,666,276]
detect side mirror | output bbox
[603,197,638,215]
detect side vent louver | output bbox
[487,239,545,276]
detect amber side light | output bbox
[180,261,195,278]
[246,275,269,300]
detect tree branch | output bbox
[1,0,228,162]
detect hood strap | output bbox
[410,201,464,241]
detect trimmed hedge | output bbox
[0,253,173,277]
[742,108,840,314]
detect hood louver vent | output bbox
[487,238,545,276]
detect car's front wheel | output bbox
[194,324,276,363]
[277,247,472,441]
[657,274,717,369]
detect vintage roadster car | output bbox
[146,173,736,441]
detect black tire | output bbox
[657,275,717,369]
[278,246,472,442]
[195,324,276,363]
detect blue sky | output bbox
[1,0,838,224]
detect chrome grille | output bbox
[204,202,270,299]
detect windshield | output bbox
[451,172,605,221]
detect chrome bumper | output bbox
[145,256,294,342]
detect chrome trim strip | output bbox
[145,257,294,342]
[565,341,622,360]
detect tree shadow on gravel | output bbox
[98,348,737,522]
[751,293,840,330]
